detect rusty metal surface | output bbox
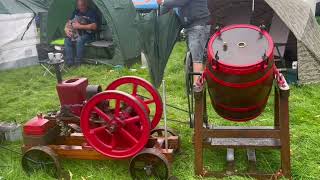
[150,127,181,153]
[22,146,61,178]
[129,148,170,180]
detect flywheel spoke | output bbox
[132,83,138,96]
[123,116,140,125]
[114,99,121,117]
[93,107,111,123]
[120,128,138,144]
[90,125,108,135]
[144,99,155,104]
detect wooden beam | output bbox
[203,127,281,139]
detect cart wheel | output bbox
[184,52,195,128]
[22,146,61,178]
[151,127,181,153]
[130,148,170,180]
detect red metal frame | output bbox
[207,24,274,75]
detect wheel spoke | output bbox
[93,107,111,122]
[144,99,155,104]
[90,125,108,135]
[123,116,140,125]
[132,83,138,96]
[127,123,142,136]
[114,99,121,117]
[119,128,138,145]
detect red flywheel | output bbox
[106,76,163,129]
[80,90,150,159]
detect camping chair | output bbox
[84,11,114,64]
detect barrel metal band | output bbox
[205,64,275,89]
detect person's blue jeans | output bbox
[65,34,94,65]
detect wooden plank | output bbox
[55,133,86,145]
[203,171,277,179]
[209,126,276,130]
[48,145,109,160]
[203,127,281,139]
[207,138,281,148]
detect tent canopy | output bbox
[0,0,40,70]
[6,0,319,85]
[35,0,180,87]
[0,0,48,14]
[209,0,320,84]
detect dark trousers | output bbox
[64,34,94,65]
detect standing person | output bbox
[157,0,211,85]
[64,0,98,67]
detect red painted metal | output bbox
[205,24,275,122]
[23,115,55,136]
[207,24,274,74]
[80,91,150,159]
[205,64,275,89]
[56,78,88,116]
[106,76,163,129]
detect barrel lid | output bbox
[208,24,273,67]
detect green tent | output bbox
[26,0,180,87]
[0,0,48,14]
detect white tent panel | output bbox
[0,13,39,70]
[302,0,317,14]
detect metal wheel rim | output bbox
[129,148,170,180]
[21,146,61,178]
[184,52,195,128]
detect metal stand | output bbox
[40,59,68,78]
[193,75,291,179]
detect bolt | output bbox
[223,42,228,51]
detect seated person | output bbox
[64,0,98,66]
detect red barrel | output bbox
[205,24,274,122]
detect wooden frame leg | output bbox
[194,86,205,176]
[274,86,280,128]
[279,88,291,178]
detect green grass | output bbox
[0,42,320,179]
